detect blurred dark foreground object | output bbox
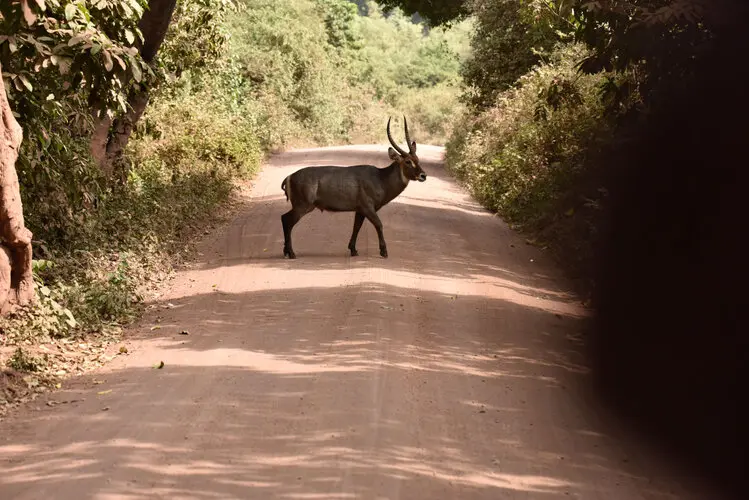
[587,3,748,499]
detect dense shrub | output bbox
[460,0,571,110]
[446,43,618,280]
[448,44,610,224]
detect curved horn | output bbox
[387,117,407,156]
[403,115,415,153]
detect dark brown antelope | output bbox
[280,116,426,259]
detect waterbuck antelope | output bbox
[280,116,426,259]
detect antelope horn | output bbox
[387,117,407,156]
[403,115,415,153]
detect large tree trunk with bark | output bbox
[91,0,178,178]
[0,63,34,315]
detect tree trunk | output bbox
[90,114,113,177]
[104,89,150,183]
[92,0,178,178]
[0,63,35,315]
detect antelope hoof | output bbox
[380,248,388,258]
[349,248,358,257]
[283,247,296,259]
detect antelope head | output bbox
[387,116,426,182]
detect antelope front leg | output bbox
[348,212,365,256]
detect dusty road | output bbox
[1,145,705,499]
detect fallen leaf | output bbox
[97,389,112,395]
[102,407,110,411]
[179,330,189,335]
[119,346,128,354]
[150,325,161,331]
[156,361,165,369]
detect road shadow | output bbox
[140,284,588,378]
[0,284,688,499]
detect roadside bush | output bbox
[446,43,616,277]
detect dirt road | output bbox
[0,145,704,499]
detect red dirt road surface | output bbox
[1,145,707,499]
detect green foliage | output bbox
[131,89,263,180]
[0,0,150,125]
[6,347,48,373]
[4,255,139,341]
[316,0,364,50]
[460,0,575,110]
[446,43,612,230]
[158,0,238,81]
[572,0,728,111]
[206,0,470,148]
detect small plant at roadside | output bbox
[5,348,48,373]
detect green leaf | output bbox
[103,50,114,72]
[90,43,101,55]
[35,0,46,10]
[130,57,142,82]
[68,34,87,46]
[64,3,77,20]
[33,259,55,272]
[112,53,126,71]
[129,0,144,17]
[40,286,51,297]
[18,74,33,91]
[63,308,77,327]
[78,3,91,22]
[57,57,73,75]
[125,29,135,45]
[116,93,127,112]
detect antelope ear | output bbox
[411,141,417,153]
[388,147,400,161]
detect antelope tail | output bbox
[281,176,289,202]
